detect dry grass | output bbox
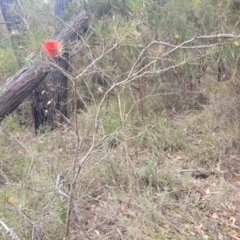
[0,87,240,240]
[1,1,240,239]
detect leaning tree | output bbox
[0,10,88,125]
[0,0,77,130]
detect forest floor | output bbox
[1,102,240,239]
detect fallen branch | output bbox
[0,220,21,240]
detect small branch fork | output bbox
[59,33,239,238]
[94,33,238,128]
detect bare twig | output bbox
[158,40,221,50]
[146,34,240,56]
[0,169,10,183]
[0,220,21,240]
[55,174,69,199]
[61,31,240,239]
[75,42,118,79]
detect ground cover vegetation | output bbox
[0,0,240,239]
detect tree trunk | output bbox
[49,53,69,118]
[0,66,48,119]
[0,0,21,32]
[31,0,73,130]
[54,0,71,18]
[0,10,88,122]
[29,81,55,130]
[46,0,71,125]
[0,0,52,128]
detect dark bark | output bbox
[29,81,54,130]
[0,10,88,122]
[54,0,71,17]
[0,0,21,31]
[46,0,71,126]
[30,0,73,130]
[49,52,69,117]
[29,79,53,130]
[56,10,88,42]
[0,66,48,119]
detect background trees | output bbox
[0,0,240,239]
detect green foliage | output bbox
[102,111,122,134]
[4,115,23,131]
[0,47,18,78]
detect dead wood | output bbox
[0,10,88,122]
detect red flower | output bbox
[43,39,63,57]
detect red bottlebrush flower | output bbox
[43,39,63,57]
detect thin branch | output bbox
[158,41,222,50]
[55,174,69,199]
[75,42,118,80]
[195,33,240,39]
[0,220,21,240]
[0,169,9,183]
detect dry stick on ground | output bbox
[0,10,88,122]
[0,220,21,240]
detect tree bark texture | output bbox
[44,0,71,128]
[31,0,72,130]
[49,52,69,118]
[0,66,48,119]
[29,80,55,130]
[0,10,88,122]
